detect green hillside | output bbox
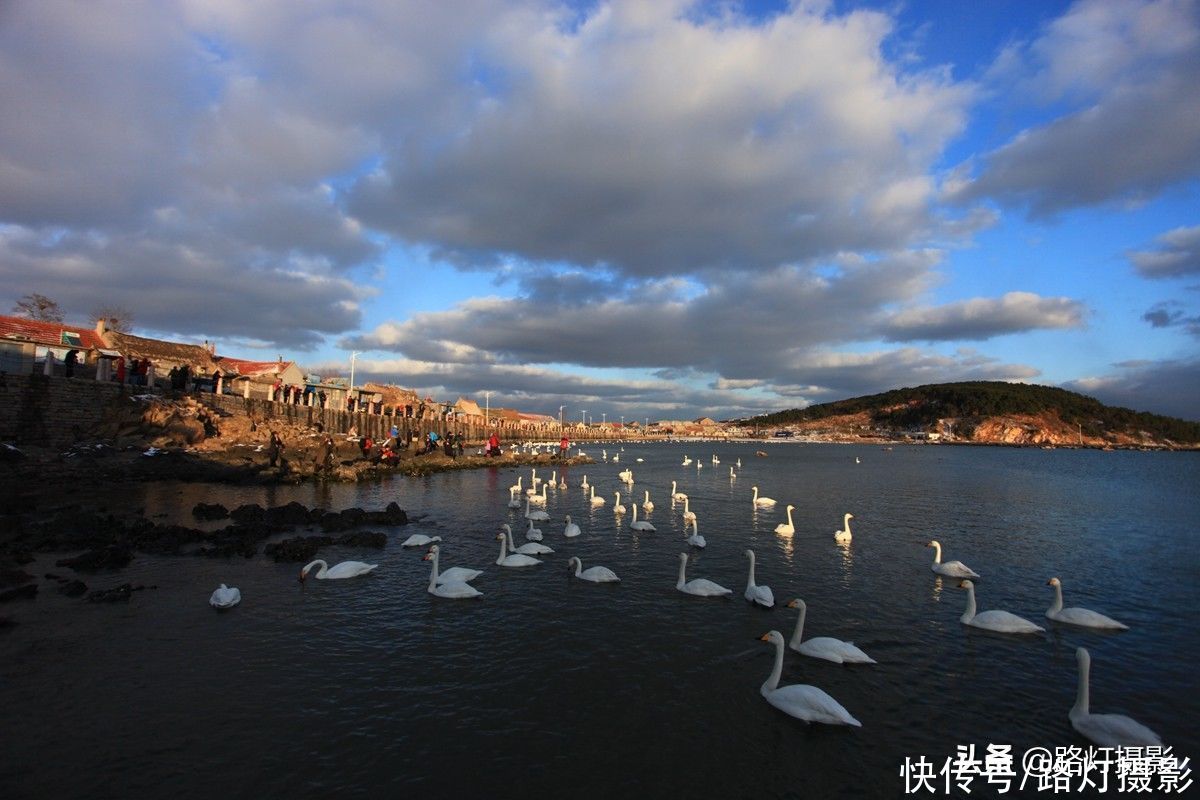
[746,381,1200,444]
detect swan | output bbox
[557,475,566,489]
[774,504,795,535]
[636,457,643,462]
[618,469,634,484]
[568,556,620,583]
[547,470,557,489]
[611,453,619,463]
[729,467,736,480]
[736,458,741,468]
[927,540,979,578]
[712,455,719,464]
[744,549,775,607]
[681,496,696,523]
[507,488,523,509]
[503,524,553,555]
[682,456,692,466]
[752,486,776,508]
[758,631,862,727]
[696,461,702,471]
[299,559,378,580]
[581,475,590,489]
[509,475,523,494]
[590,486,606,507]
[563,515,581,538]
[495,532,542,567]
[525,519,544,542]
[528,483,549,506]
[675,552,731,597]
[1070,647,1160,746]
[1046,578,1128,630]
[529,468,541,489]
[957,580,1044,634]
[855,456,861,464]
[629,504,656,531]
[525,497,550,522]
[424,548,482,598]
[602,449,607,461]
[209,583,241,609]
[612,491,626,515]
[685,518,706,548]
[401,533,442,548]
[642,490,654,513]
[834,513,853,543]
[422,544,483,584]
[671,480,687,501]
[786,599,875,664]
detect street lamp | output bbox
[484,390,492,429]
[349,351,362,390]
[580,409,587,426]
[602,412,606,426]
[559,405,565,430]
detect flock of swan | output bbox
[207,447,1162,747]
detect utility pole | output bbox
[484,391,492,430]
[559,405,565,431]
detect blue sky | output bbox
[2,0,1198,421]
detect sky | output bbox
[2,0,1198,422]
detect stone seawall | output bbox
[0,373,128,449]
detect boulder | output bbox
[55,545,133,572]
[192,502,230,520]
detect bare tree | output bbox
[92,305,135,333]
[12,293,64,322]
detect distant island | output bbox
[739,381,1200,449]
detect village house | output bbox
[213,356,306,400]
[0,314,115,377]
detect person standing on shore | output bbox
[559,434,570,460]
[267,430,285,468]
[488,431,500,457]
[313,434,335,477]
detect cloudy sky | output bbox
[2,0,1198,421]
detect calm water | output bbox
[2,443,1197,798]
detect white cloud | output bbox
[881,291,1086,341]
[1128,224,1200,278]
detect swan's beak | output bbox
[957,580,967,588]
[759,633,771,642]
[786,599,798,608]
[298,573,305,582]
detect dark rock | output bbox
[319,507,367,532]
[366,503,409,526]
[55,545,133,572]
[263,535,333,563]
[0,584,38,602]
[334,531,387,548]
[59,580,88,597]
[264,501,312,526]
[192,502,229,520]
[230,503,266,524]
[86,583,134,603]
[0,568,35,588]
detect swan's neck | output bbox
[961,584,976,622]
[508,528,518,549]
[932,542,943,565]
[427,551,440,588]
[1049,583,1064,615]
[1073,653,1090,717]
[786,507,794,526]
[691,519,699,535]
[843,514,852,534]
[498,535,508,561]
[763,638,784,693]
[676,557,688,589]
[746,552,757,588]
[645,491,650,501]
[789,603,807,647]
[684,498,689,512]
[571,558,582,577]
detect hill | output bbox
[745,381,1200,448]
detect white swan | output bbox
[685,518,706,548]
[682,455,692,466]
[630,504,656,531]
[618,468,633,483]
[957,580,1044,634]
[299,559,378,580]
[525,497,550,522]
[401,533,443,548]
[510,475,523,494]
[209,583,241,609]
[1046,578,1128,630]
[568,556,620,583]
[611,453,619,463]
[927,540,979,578]
[729,466,736,480]
[642,490,654,513]
[786,599,875,664]
[580,475,590,489]
[744,549,775,608]
[675,552,731,597]
[752,486,776,508]
[612,491,626,515]
[423,544,483,584]
[525,519,544,542]
[507,488,522,509]
[563,515,581,538]
[528,482,549,506]
[547,470,557,489]
[590,486,606,507]
[1070,647,1160,746]
[736,458,741,468]
[671,480,687,501]
[681,496,696,523]
[759,631,861,727]
[503,524,553,555]
[602,449,607,461]
[424,548,482,599]
[529,468,541,489]
[711,455,719,464]
[495,532,542,567]
[834,513,853,543]
[557,475,566,489]
[774,504,795,535]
